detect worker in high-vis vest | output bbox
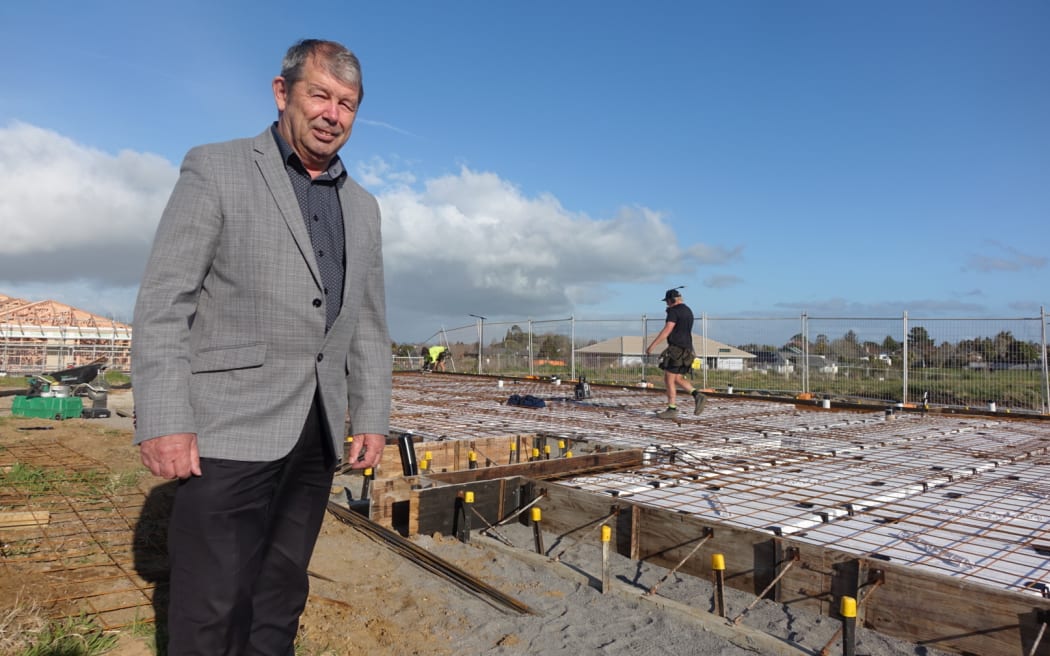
[428,346,449,372]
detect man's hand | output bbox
[346,433,385,470]
[140,433,201,480]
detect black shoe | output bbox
[655,406,678,419]
[692,391,706,415]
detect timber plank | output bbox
[428,449,644,485]
[370,478,415,531]
[411,479,521,537]
[779,541,860,617]
[634,505,765,597]
[860,559,1050,656]
[0,510,50,528]
[537,483,632,556]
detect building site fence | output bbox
[405,309,1050,415]
[0,325,132,375]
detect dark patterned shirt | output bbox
[271,124,346,331]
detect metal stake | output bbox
[531,507,545,555]
[712,553,726,617]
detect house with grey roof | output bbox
[575,335,755,371]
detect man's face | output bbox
[273,55,359,175]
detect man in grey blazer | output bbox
[132,39,390,655]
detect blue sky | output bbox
[0,1,1046,342]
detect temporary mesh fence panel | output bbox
[400,310,1050,415]
[478,320,537,377]
[802,316,905,404]
[574,318,651,386]
[903,316,1046,412]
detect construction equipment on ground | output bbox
[11,358,112,420]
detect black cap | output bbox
[662,288,682,302]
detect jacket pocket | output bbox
[190,342,267,373]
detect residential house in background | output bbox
[576,335,755,371]
[750,350,795,375]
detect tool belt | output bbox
[658,343,695,370]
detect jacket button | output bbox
[312,298,322,307]
[317,353,324,362]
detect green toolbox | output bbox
[12,395,84,420]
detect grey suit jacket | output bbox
[131,129,391,461]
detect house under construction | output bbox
[362,371,1050,656]
[0,294,131,374]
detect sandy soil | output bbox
[0,390,951,656]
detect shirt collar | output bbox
[270,123,346,180]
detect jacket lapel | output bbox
[252,130,323,291]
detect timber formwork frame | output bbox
[369,372,1050,655]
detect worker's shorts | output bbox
[658,344,695,374]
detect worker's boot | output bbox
[692,390,706,415]
[655,406,678,419]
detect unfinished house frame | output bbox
[0,294,131,374]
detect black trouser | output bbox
[166,398,335,655]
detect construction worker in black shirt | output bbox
[645,288,706,418]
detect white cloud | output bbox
[964,241,1046,273]
[772,297,986,316]
[356,156,416,189]
[704,275,743,289]
[0,127,732,338]
[375,165,730,324]
[0,122,177,288]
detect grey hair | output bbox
[281,39,364,104]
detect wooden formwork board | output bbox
[411,479,1050,656]
[408,478,520,538]
[523,478,635,557]
[427,448,645,485]
[369,434,542,531]
[376,433,596,476]
[779,540,867,620]
[369,477,412,530]
[368,436,638,533]
[862,559,1050,656]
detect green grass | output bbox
[0,606,117,656]
[19,614,118,656]
[0,375,25,389]
[1,464,141,499]
[103,470,143,494]
[0,370,129,389]
[101,371,130,387]
[124,614,161,655]
[1,463,63,496]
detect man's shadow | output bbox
[133,481,176,655]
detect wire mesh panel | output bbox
[702,316,809,395]
[573,318,650,386]
[525,317,573,379]
[905,316,1046,412]
[403,310,1050,414]
[476,319,536,377]
[802,316,906,404]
